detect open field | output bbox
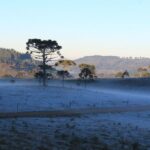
[0,78,150,150]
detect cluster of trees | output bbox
[2,40,150,81]
[25,38,150,86]
[134,67,150,77]
[26,38,97,86]
[0,48,20,64]
[3,46,150,80]
[115,66,150,78]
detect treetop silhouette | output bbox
[26,38,63,86]
[55,59,76,70]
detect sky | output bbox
[0,0,150,59]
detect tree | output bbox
[78,64,96,87]
[115,71,123,78]
[57,70,70,87]
[141,71,150,77]
[79,67,93,80]
[137,67,148,77]
[55,60,76,86]
[55,60,76,71]
[137,67,147,72]
[122,70,129,78]
[78,64,96,79]
[79,63,96,75]
[26,39,63,86]
[78,67,94,88]
[115,70,129,78]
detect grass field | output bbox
[0,78,150,150]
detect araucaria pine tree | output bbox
[26,39,63,86]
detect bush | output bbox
[115,72,123,78]
[141,72,150,77]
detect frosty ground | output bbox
[0,79,150,150]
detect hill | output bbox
[0,48,30,63]
[0,48,36,70]
[0,48,36,78]
[75,55,150,75]
[1,48,150,78]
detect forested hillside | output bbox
[0,48,36,78]
[0,48,35,68]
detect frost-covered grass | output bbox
[0,79,150,150]
[0,116,150,150]
[1,79,150,112]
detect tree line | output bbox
[26,38,97,86]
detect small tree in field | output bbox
[55,60,76,87]
[26,39,63,86]
[115,70,129,78]
[79,68,93,80]
[122,70,129,78]
[79,63,96,79]
[78,64,96,87]
[79,63,96,76]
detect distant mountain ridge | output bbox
[75,55,150,73]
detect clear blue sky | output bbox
[0,0,150,59]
